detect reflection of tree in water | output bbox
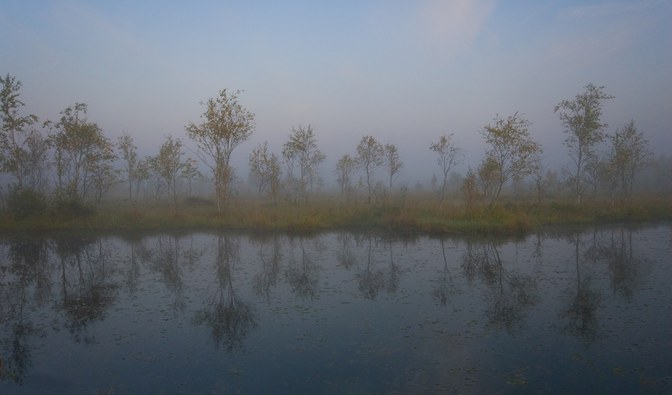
[285,237,320,300]
[599,228,645,301]
[461,240,538,330]
[7,238,53,305]
[336,233,357,270]
[253,236,282,301]
[54,236,119,344]
[562,232,601,342]
[0,237,52,384]
[117,233,151,295]
[432,239,459,306]
[148,234,202,313]
[353,234,403,300]
[385,240,401,294]
[356,234,386,299]
[193,236,256,352]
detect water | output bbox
[0,224,670,394]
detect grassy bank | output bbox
[1,197,670,235]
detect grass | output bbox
[0,195,670,235]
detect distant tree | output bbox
[384,143,403,191]
[154,135,185,212]
[186,89,255,212]
[282,125,325,202]
[530,153,545,204]
[583,152,607,199]
[336,154,357,200]
[477,155,499,203]
[89,145,118,205]
[481,112,542,206]
[0,73,48,191]
[356,135,385,204]
[117,133,139,202]
[48,103,115,202]
[134,158,151,200]
[461,168,481,209]
[607,120,652,200]
[144,155,165,201]
[429,133,462,203]
[249,141,282,202]
[181,157,202,198]
[555,84,614,205]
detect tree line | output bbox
[0,73,665,218]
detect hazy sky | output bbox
[2,0,671,184]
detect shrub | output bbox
[5,186,47,219]
[51,198,94,218]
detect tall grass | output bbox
[1,195,670,235]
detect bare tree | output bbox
[117,133,139,202]
[384,143,403,191]
[181,157,202,198]
[335,154,357,200]
[282,125,325,202]
[249,141,282,202]
[430,134,462,203]
[356,135,384,203]
[555,84,614,205]
[607,120,652,200]
[186,89,255,212]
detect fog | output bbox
[1,1,671,189]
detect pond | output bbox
[0,224,670,394]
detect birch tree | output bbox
[429,133,462,203]
[282,125,325,202]
[0,73,48,191]
[555,84,613,205]
[186,89,255,212]
[481,112,541,206]
[355,135,384,204]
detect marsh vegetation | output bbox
[1,75,671,234]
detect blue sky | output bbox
[1,0,670,183]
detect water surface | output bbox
[0,224,670,393]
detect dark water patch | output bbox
[0,225,670,393]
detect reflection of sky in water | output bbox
[0,225,670,394]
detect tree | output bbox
[477,155,499,202]
[461,168,481,209]
[154,135,185,212]
[282,125,325,202]
[356,135,384,203]
[249,141,282,202]
[0,73,46,190]
[429,134,462,203]
[530,153,545,204]
[88,145,117,205]
[384,143,403,191]
[181,157,202,198]
[335,154,357,199]
[555,84,614,205]
[186,89,255,212]
[607,120,652,200]
[49,103,115,202]
[481,112,542,206]
[117,133,139,202]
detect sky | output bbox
[1,0,671,185]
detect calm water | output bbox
[0,224,670,394]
